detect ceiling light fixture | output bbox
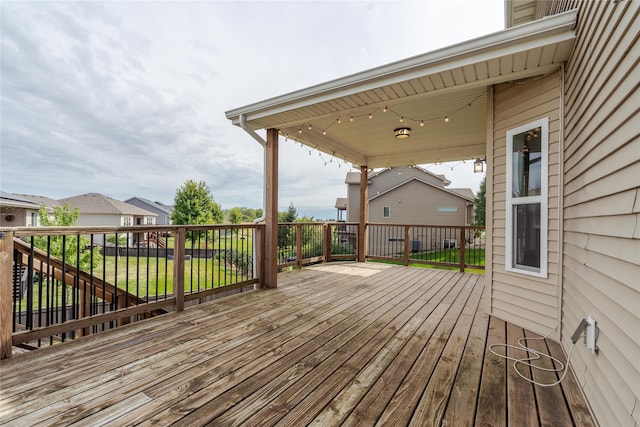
[394,127,411,139]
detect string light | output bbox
[368,113,373,119]
[444,116,449,123]
[308,124,312,131]
[383,106,388,113]
[350,116,354,122]
[420,120,424,127]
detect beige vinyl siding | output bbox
[490,72,562,336]
[561,1,639,426]
[369,180,469,225]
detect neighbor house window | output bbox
[383,206,390,218]
[437,206,458,212]
[506,117,548,277]
[122,216,132,226]
[30,212,38,227]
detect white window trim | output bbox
[505,117,548,278]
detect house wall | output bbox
[490,72,562,336]
[560,1,639,426]
[369,179,469,225]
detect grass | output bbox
[371,248,485,274]
[17,254,249,310]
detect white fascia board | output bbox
[225,10,576,126]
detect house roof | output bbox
[60,193,157,216]
[369,166,452,187]
[125,197,173,214]
[369,177,475,203]
[0,191,40,209]
[14,194,62,210]
[448,188,476,200]
[226,10,577,168]
[335,198,347,210]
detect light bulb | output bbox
[444,116,449,123]
[368,113,372,119]
[383,106,388,113]
[420,121,424,127]
[350,116,354,122]
[322,130,326,135]
[308,124,312,131]
[400,117,404,123]
[337,118,341,124]
[298,128,302,134]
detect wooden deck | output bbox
[0,263,595,426]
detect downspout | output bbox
[238,114,267,284]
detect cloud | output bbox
[1,0,501,217]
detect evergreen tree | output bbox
[474,176,486,227]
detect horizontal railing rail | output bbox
[366,223,485,272]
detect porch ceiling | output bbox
[226,10,577,168]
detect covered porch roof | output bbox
[226,10,576,168]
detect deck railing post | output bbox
[459,226,466,272]
[0,230,14,359]
[403,226,410,266]
[173,227,185,312]
[296,224,303,269]
[254,226,265,288]
[323,223,332,263]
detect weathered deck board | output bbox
[0,263,596,426]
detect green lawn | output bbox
[17,254,249,310]
[371,248,485,274]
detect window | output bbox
[505,117,548,277]
[437,206,458,212]
[30,212,38,227]
[383,206,390,218]
[122,216,132,226]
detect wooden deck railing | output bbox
[366,224,486,272]
[1,221,484,359]
[0,224,263,358]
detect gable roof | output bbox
[369,177,474,203]
[0,191,40,209]
[14,194,62,210]
[125,197,172,214]
[369,166,452,187]
[60,193,156,216]
[335,198,347,210]
[226,11,577,168]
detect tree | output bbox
[227,207,243,224]
[171,180,224,226]
[34,204,102,271]
[279,202,297,223]
[474,176,486,227]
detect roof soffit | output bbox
[226,10,577,168]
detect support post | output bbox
[265,128,279,287]
[0,231,14,359]
[296,224,303,270]
[173,227,185,311]
[357,166,368,262]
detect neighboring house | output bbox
[341,166,474,225]
[0,192,41,227]
[339,167,474,255]
[125,197,173,225]
[14,194,63,224]
[226,1,639,424]
[60,193,157,246]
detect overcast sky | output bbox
[1,1,503,219]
